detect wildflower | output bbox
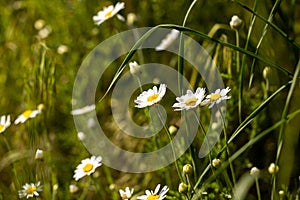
[178,182,188,194]
[268,163,279,174]
[69,184,79,194]
[278,190,285,197]
[71,104,95,115]
[137,184,169,200]
[57,44,68,55]
[77,132,86,141]
[129,61,141,76]
[250,167,260,177]
[204,87,231,109]
[35,149,44,160]
[34,19,45,30]
[127,13,137,26]
[14,109,41,124]
[183,164,193,174]
[155,29,180,51]
[134,84,167,108]
[212,158,221,168]
[73,155,102,181]
[38,25,52,39]
[93,2,125,26]
[229,15,243,29]
[18,182,42,199]
[119,187,134,200]
[168,125,177,135]
[172,87,206,111]
[0,115,11,134]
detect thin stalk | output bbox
[155,106,184,182]
[255,178,262,200]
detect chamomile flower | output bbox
[137,184,169,200]
[205,87,231,109]
[172,87,206,111]
[18,181,42,199]
[0,115,11,134]
[93,2,125,26]
[155,29,180,51]
[119,187,134,200]
[134,84,167,108]
[71,104,95,115]
[73,155,102,181]
[14,109,41,124]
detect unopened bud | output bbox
[35,149,44,160]
[178,182,188,193]
[69,184,79,193]
[168,125,178,135]
[129,61,141,76]
[183,164,193,174]
[268,163,279,174]
[212,158,221,168]
[229,15,243,29]
[250,167,260,177]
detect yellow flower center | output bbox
[147,194,160,200]
[22,110,33,118]
[0,125,4,132]
[185,97,198,106]
[105,10,113,18]
[26,186,37,194]
[147,94,159,102]
[83,163,94,172]
[210,93,221,101]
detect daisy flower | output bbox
[14,109,41,124]
[229,15,243,29]
[205,87,231,109]
[0,115,11,134]
[18,181,42,199]
[134,84,167,108]
[137,184,169,200]
[172,87,206,111]
[71,104,95,115]
[73,155,102,181]
[155,29,180,51]
[93,2,125,26]
[119,187,134,200]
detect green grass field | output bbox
[0,0,299,199]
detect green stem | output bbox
[255,178,261,200]
[155,106,184,182]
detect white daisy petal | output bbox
[18,182,42,199]
[172,87,206,111]
[134,84,167,108]
[137,184,169,200]
[93,2,125,26]
[0,115,11,134]
[155,29,180,51]
[205,87,231,109]
[73,155,102,181]
[14,109,41,124]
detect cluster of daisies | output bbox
[134,81,231,111]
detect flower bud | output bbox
[35,149,44,160]
[268,163,279,174]
[229,15,243,29]
[168,125,178,135]
[69,184,79,193]
[178,182,188,193]
[129,61,141,76]
[250,167,260,177]
[183,164,193,174]
[212,158,221,168]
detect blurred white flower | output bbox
[69,184,79,193]
[77,132,86,141]
[38,25,52,39]
[229,15,243,29]
[0,115,11,134]
[168,125,177,135]
[126,13,137,26]
[73,155,102,181]
[212,158,221,167]
[204,87,231,109]
[34,19,45,30]
[14,109,41,124]
[129,61,141,76]
[71,104,95,115]
[137,184,169,200]
[155,29,180,51]
[134,84,167,108]
[119,187,134,200]
[35,149,44,160]
[57,44,68,55]
[18,182,42,199]
[268,163,279,174]
[93,2,125,26]
[173,87,206,111]
[250,167,260,177]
